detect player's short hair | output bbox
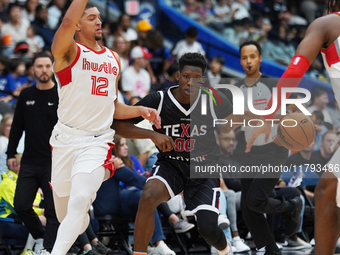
[239,40,262,56]
[32,51,54,65]
[82,3,96,16]
[179,53,207,74]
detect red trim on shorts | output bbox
[55,45,81,87]
[321,42,340,67]
[103,144,115,178]
[49,181,53,190]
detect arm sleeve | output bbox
[6,92,25,159]
[262,55,310,119]
[133,91,162,124]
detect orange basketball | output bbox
[277,112,315,151]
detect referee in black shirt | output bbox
[6,52,59,254]
[224,41,303,255]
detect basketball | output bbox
[277,112,315,151]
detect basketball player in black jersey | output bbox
[131,53,234,255]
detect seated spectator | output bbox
[311,110,328,151]
[1,2,30,56]
[161,62,179,90]
[26,26,45,55]
[262,25,296,65]
[111,35,129,72]
[136,19,153,47]
[127,97,159,172]
[206,56,227,87]
[310,131,337,177]
[231,0,250,20]
[183,0,203,22]
[9,59,29,97]
[31,4,56,51]
[172,26,205,62]
[212,0,236,30]
[11,41,32,62]
[122,46,152,101]
[0,56,16,106]
[21,0,38,24]
[300,0,326,24]
[222,19,250,46]
[0,114,12,158]
[0,153,46,255]
[118,13,137,42]
[47,0,66,30]
[164,0,186,12]
[215,129,250,252]
[307,89,333,124]
[146,30,171,88]
[328,101,340,130]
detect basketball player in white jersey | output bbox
[49,1,170,255]
[245,1,340,254]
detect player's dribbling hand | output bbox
[140,107,161,129]
[151,132,175,152]
[7,158,18,173]
[245,120,272,153]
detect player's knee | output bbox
[196,210,219,240]
[140,188,161,210]
[68,193,91,212]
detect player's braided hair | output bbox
[328,0,340,13]
[179,53,207,74]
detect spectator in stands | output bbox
[0,56,16,106]
[47,0,66,30]
[215,129,251,253]
[31,4,56,51]
[0,153,46,255]
[11,41,31,61]
[231,0,250,20]
[7,52,59,255]
[300,0,326,24]
[311,110,328,151]
[136,19,153,47]
[106,21,121,49]
[164,0,186,12]
[262,25,296,65]
[1,2,29,57]
[9,59,29,99]
[111,35,129,72]
[222,19,250,46]
[172,26,205,62]
[127,97,159,172]
[206,55,227,87]
[211,0,236,31]
[118,13,137,42]
[0,113,12,158]
[251,16,272,46]
[328,101,340,130]
[183,0,203,22]
[21,0,38,24]
[310,131,337,177]
[308,89,333,124]
[26,26,44,55]
[0,0,9,25]
[146,30,171,87]
[122,46,152,101]
[161,62,179,90]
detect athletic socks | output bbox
[133,252,147,255]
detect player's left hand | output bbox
[140,107,161,129]
[245,120,272,153]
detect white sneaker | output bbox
[256,243,283,252]
[218,214,230,230]
[232,236,250,252]
[151,241,176,255]
[172,219,195,233]
[34,250,50,255]
[296,237,312,248]
[33,239,44,255]
[210,239,234,255]
[310,238,315,246]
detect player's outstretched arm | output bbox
[114,101,161,129]
[245,17,328,152]
[111,119,174,152]
[51,0,86,71]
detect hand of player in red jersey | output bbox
[150,132,175,152]
[140,107,161,129]
[245,120,272,153]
